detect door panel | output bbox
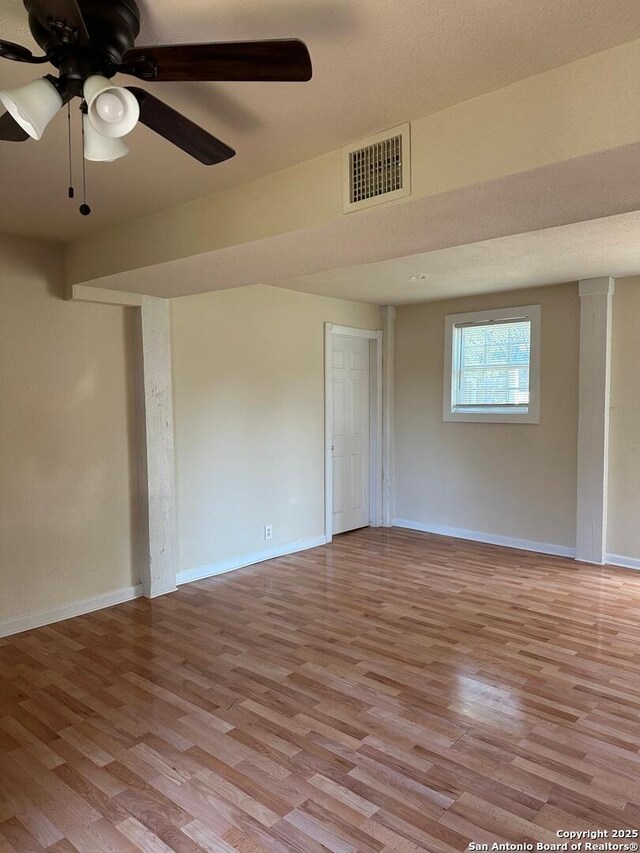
[351,454,364,509]
[333,378,346,438]
[333,457,344,514]
[331,334,370,535]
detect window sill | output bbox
[444,408,539,424]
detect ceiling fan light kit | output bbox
[0,76,62,139]
[83,74,139,138]
[0,0,313,212]
[82,113,129,161]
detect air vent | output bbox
[343,123,411,213]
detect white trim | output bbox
[579,278,616,297]
[605,553,640,571]
[0,584,143,639]
[330,324,381,339]
[576,276,615,565]
[176,536,327,585]
[324,324,384,542]
[371,331,384,528]
[325,323,334,542]
[381,306,396,526]
[69,284,145,307]
[393,518,576,559]
[443,304,542,424]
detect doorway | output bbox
[324,324,383,540]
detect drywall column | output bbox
[576,277,615,564]
[381,306,396,526]
[69,285,178,597]
[138,296,178,597]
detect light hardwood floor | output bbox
[1,527,640,852]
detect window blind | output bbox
[452,318,531,409]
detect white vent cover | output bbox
[343,123,410,213]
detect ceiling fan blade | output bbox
[120,39,312,83]
[24,0,89,44]
[127,87,235,165]
[0,39,48,63]
[0,111,30,141]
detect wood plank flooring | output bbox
[1,527,640,852]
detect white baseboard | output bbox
[177,535,328,586]
[606,553,640,571]
[2,539,634,641]
[0,584,143,639]
[393,518,576,559]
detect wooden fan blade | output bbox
[120,39,312,82]
[0,111,30,141]
[24,0,89,44]
[127,87,236,165]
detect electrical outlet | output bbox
[264,524,273,541]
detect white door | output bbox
[331,334,370,535]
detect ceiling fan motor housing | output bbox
[25,0,141,85]
[2,1,311,169]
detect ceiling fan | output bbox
[0,0,312,206]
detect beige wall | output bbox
[171,285,380,573]
[608,277,640,560]
[394,283,580,548]
[2,231,637,633]
[0,235,141,623]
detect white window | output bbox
[443,304,541,423]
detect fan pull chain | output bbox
[67,101,74,199]
[79,101,91,216]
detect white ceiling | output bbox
[2,0,640,240]
[74,141,640,300]
[276,212,640,305]
[75,211,640,306]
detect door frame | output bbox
[324,323,384,542]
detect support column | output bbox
[138,297,178,597]
[69,285,178,597]
[381,306,396,527]
[576,277,615,564]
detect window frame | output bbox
[443,304,542,424]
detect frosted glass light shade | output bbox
[83,115,129,161]
[0,77,63,140]
[84,75,139,138]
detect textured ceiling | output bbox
[71,143,640,301]
[2,0,640,240]
[277,212,640,305]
